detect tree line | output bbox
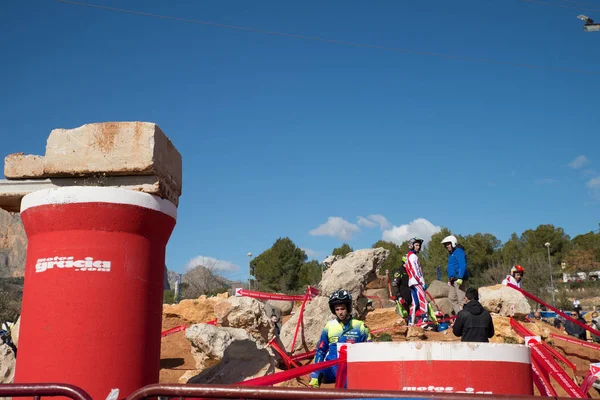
[249,224,600,304]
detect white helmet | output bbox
[441,235,458,248]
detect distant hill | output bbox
[165,265,244,299]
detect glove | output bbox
[455,279,463,285]
[423,284,428,290]
[309,378,320,388]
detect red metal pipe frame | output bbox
[125,383,559,400]
[531,357,557,397]
[506,283,600,338]
[289,289,310,354]
[0,384,92,400]
[267,337,300,369]
[529,343,586,398]
[289,350,316,362]
[550,332,600,351]
[509,318,576,372]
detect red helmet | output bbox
[511,265,525,275]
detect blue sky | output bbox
[2,0,599,282]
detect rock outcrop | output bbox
[319,248,389,305]
[0,209,27,278]
[214,296,275,345]
[479,284,531,317]
[0,344,15,383]
[279,296,331,354]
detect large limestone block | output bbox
[43,122,182,203]
[4,153,45,179]
[479,284,531,317]
[427,280,450,299]
[319,248,389,303]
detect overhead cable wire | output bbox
[56,0,600,75]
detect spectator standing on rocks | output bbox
[441,235,469,315]
[405,238,428,326]
[452,287,494,343]
[391,256,411,318]
[502,265,525,288]
[309,289,372,388]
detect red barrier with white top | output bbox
[346,341,533,395]
[14,187,177,400]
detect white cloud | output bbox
[382,218,442,246]
[357,214,390,230]
[301,248,319,258]
[587,176,600,190]
[185,256,240,272]
[569,155,589,169]
[357,216,377,228]
[535,178,557,185]
[309,217,360,241]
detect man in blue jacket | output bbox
[441,235,469,315]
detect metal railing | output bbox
[0,383,92,400]
[126,383,558,400]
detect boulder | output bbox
[427,280,450,299]
[280,296,331,354]
[0,208,27,277]
[430,298,454,317]
[406,326,426,340]
[185,323,257,370]
[185,339,276,384]
[11,316,20,348]
[0,344,15,383]
[479,284,531,317]
[322,255,341,268]
[364,288,395,309]
[266,299,293,315]
[214,297,275,345]
[364,308,401,332]
[162,296,220,324]
[365,277,389,290]
[319,248,389,305]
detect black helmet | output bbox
[329,289,352,314]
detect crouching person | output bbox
[309,289,372,388]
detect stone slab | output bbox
[42,122,182,199]
[4,153,45,179]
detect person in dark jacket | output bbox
[391,256,412,317]
[452,287,494,343]
[564,310,587,340]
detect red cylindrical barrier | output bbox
[14,187,177,400]
[346,342,533,395]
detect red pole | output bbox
[506,283,600,338]
[289,290,309,353]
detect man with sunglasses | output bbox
[309,289,372,388]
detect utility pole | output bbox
[545,242,556,307]
[247,252,253,290]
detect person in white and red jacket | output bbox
[502,265,524,288]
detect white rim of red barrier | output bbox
[347,341,531,364]
[21,186,178,219]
